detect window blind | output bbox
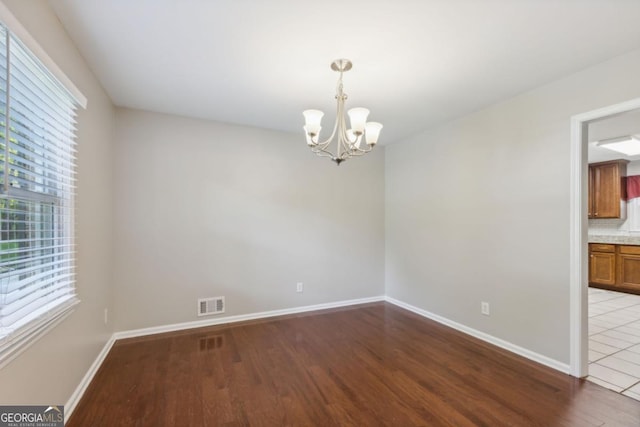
[0,24,80,366]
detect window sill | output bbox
[0,297,80,370]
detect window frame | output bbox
[0,13,85,369]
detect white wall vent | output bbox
[198,297,225,316]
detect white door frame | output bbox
[570,97,640,377]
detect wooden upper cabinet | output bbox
[589,160,628,219]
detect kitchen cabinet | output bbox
[617,245,640,293]
[588,160,628,219]
[588,243,640,294]
[589,243,616,286]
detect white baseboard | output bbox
[65,296,382,421]
[66,294,569,423]
[65,334,116,423]
[385,296,570,374]
[113,295,385,340]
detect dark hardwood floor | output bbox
[68,303,640,426]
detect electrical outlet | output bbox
[481,302,490,316]
[296,282,303,293]
[104,308,108,325]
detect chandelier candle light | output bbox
[303,59,382,165]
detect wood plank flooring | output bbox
[68,303,640,426]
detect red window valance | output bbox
[627,175,640,200]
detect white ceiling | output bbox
[50,0,640,144]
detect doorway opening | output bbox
[570,98,640,399]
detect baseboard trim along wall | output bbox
[384,296,570,374]
[113,295,386,340]
[65,294,570,422]
[65,335,116,423]
[64,295,383,421]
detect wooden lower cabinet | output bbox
[617,245,640,293]
[589,243,640,294]
[589,251,616,285]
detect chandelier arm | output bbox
[352,144,373,154]
[313,70,346,149]
[310,141,338,158]
[338,98,356,157]
[345,140,362,157]
[348,149,368,157]
[340,140,351,159]
[311,146,333,157]
[314,97,341,148]
[337,98,347,159]
[317,114,339,147]
[344,143,373,157]
[344,138,357,158]
[311,148,336,159]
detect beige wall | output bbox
[0,0,114,404]
[112,109,385,331]
[385,48,640,364]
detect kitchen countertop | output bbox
[588,235,640,245]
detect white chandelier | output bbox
[303,59,382,165]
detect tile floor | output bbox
[587,287,640,400]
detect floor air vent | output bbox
[198,297,225,316]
